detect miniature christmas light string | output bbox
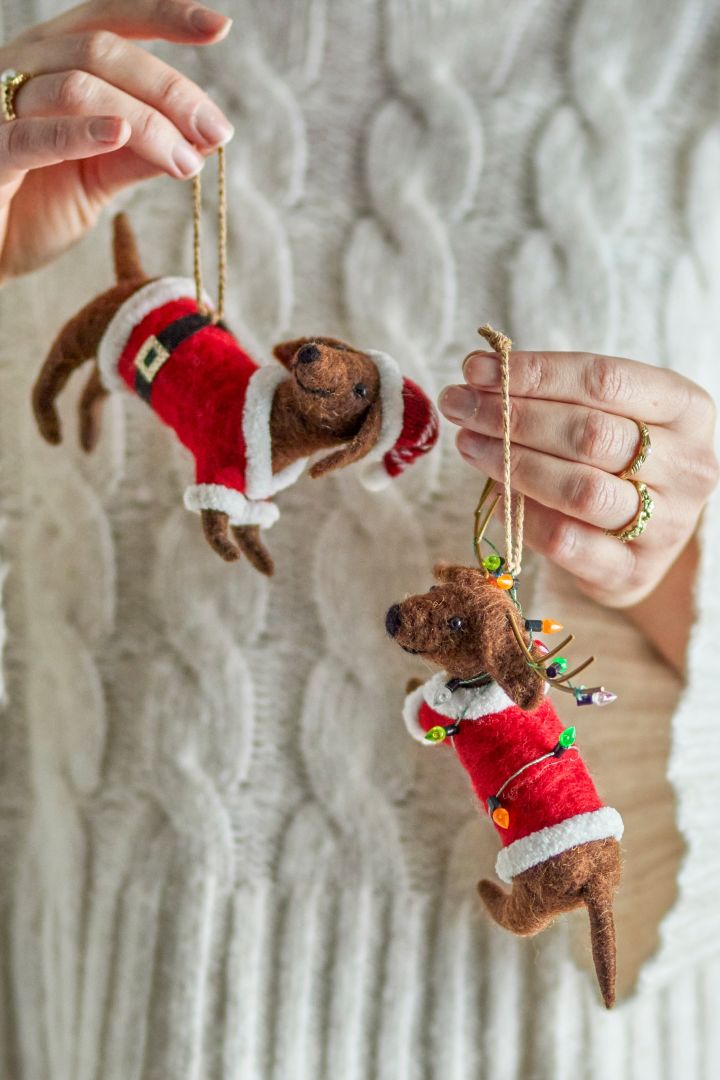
[425,325,618,829]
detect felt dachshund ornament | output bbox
[385,328,623,1008]
[31,211,438,575]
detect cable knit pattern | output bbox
[2,1,720,1078]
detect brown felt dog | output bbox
[30,215,437,575]
[386,562,623,1007]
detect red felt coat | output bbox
[96,277,439,526]
[404,672,623,883]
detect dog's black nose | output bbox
[385,604,402,638]
[297,343,320,365]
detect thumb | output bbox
[79,145,168,209]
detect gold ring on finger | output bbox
[618,419,652,479]
[0,69,32,122]
[605,479,655,543]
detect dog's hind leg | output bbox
[477,878,559,936]
[201,514,275,575]
[201,510,241,562]
[232,525,275,577]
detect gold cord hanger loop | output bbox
[473,325,524,577]
[191,146,227,323]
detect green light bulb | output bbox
[559,726,576,748]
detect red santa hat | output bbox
[360,350,439,491]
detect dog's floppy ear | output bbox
[272,336,354,369]
[470,594,545,710]
[482,619,545,711]
[272,338,314,369]
[309,397,383,479]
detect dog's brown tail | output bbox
[584,877,617,1009]
[113,212,145,281]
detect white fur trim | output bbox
[183,484,279,529]
[97,277,213,393]
[361,461,394,493]
[242,365,308,500]
[420,671,514,720]
[403,685,434,744]
[494,807,625,884]
[359,349,405,490]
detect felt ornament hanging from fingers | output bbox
[385,326,623,1008]
[31,149,439,575]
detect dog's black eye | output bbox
[353,382,368,399]
[447,616,464,632]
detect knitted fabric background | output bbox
[1,1,720,1077]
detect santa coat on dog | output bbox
[96,278,439,528]
[403,672,624,883]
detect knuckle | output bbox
[4,119,30,156]
[76,30,118,67]
[136,108,165,145]
[158,0,189,24]
[13,26,43,46]
[693,384,717,426]
[50,118,71,154]
[568,470,616,517]
[576,410,623,462]
[622,547,646,593]
[508,444,525,480]
[693,450,720,495]
[57,69,92,110]
[585,356,627,406]
[157,69,192,112]
[521,353,546,395]
[507,397,523,438]
[545,519,577,562]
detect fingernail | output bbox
[194,102,234,147]
[172,142,204,178]
[89,116,124,143]
[464,352,499,386]
[189,7,232,37]
[439,385,477,421]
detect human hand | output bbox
[439,350,718,609]
[0,0,233,282]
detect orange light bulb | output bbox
[541,619,564,634]
[495,573,514,590]
[492,807,510,829]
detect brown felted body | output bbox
[386,562,622,1007]
[32,216,392,572]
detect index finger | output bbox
[19,0,231,45]
[462,349,702,427]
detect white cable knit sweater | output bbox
[1,1,720,1077]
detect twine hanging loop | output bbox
[475,324,524,577]
[191,145,227,322]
